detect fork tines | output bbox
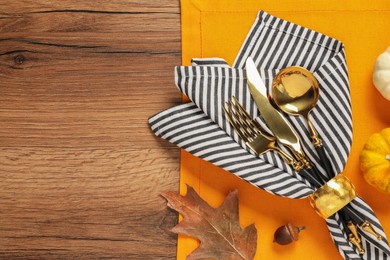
[223,96,264,143]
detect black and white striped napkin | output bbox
[149,11,390,259]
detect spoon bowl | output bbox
[271,66,321,146]
[272,66,319,118]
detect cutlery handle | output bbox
[310,164,328,184]
[299,168,322,188]
[316,145,334,180]
[343,204,364,225]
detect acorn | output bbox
[273,223,305,245]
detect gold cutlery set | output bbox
[223,57,382,254]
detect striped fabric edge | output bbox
[324,196,390,260]
[233,10,343,70]
[148,102,314,199]
[313,49,353,174]
[323,197,390,260]
[326,215,362,260]
[191,58,230,67]
[349,197,390,258]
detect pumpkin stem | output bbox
[386,155,390,161]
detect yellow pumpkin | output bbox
[360,128,390,193]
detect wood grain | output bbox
[0,1,181,259]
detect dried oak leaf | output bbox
[161,185,257,260]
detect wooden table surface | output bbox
[0,1,181,259]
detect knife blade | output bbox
[245,57,307,163]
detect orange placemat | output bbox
[178,0,390,259]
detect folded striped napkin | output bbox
[149,11,390,259]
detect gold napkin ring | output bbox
[310,175,357,219]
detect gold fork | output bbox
[223,96,303,172]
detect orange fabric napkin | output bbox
[178,0,390,259]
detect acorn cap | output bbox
[274,223,305,245]
[287,222,305,241]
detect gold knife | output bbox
[245,57,310,167]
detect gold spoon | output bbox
[271,66,333,177]
[271,66,321,146]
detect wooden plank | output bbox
[0,50,181,148]
[0,11,182,149]
[0,148,179,259]
[0,1,181,259]
[0,12,181,52]
[0,1,180,14]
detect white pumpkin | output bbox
[373,47,390,101]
